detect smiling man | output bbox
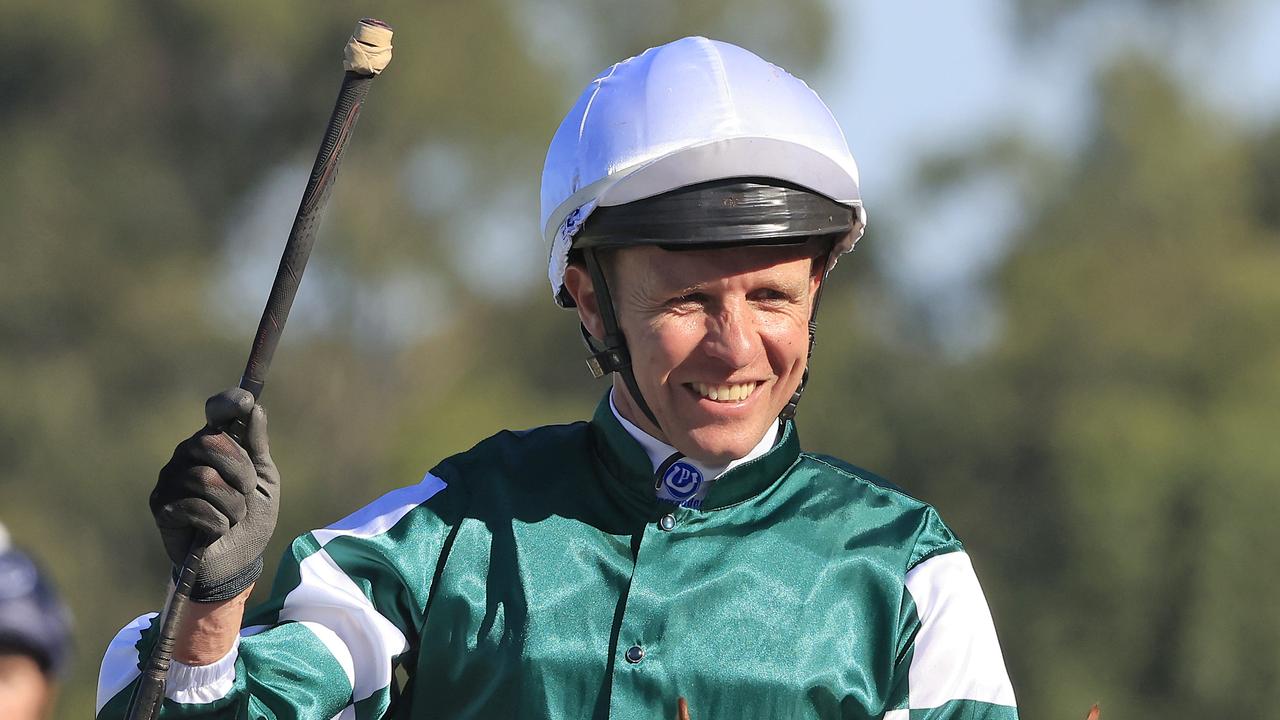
[98,37,1018,720]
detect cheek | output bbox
[633,318,704,381]
[761,316,812,372]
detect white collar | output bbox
[608,388,780,480]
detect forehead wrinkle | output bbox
[610,251,670,309]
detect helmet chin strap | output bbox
[780,244,834,420]
[580,247,664,433]
[578,252,689,494]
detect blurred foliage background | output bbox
[1,0,1277,718]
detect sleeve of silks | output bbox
[881,546,1020,720]
[95,472,452,719]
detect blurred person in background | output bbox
[0,523,73,720]
[96,37,1017,719]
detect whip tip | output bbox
[344,18,393,76]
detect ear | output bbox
[563,263,607,341]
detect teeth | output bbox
[692,382,757,403]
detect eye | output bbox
[749,287,793,303]
[668,292,709,307]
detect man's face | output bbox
[570,243,822,464]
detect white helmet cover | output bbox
[541,36,866,305]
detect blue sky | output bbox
[825,0,1280,196]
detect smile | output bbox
[689,381,759,403]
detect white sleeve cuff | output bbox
[165,636,239,704]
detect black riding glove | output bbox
[150,388,280,602]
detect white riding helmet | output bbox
[541,35,866,307]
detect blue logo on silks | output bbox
[660,461,704,504]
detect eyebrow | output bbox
[666,280,711,296]
[656,274,808,298]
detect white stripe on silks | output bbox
[882,710,909,720]
[96,612,157,713]
[280,547,409,703]
[275,474,444,703]
[166,638,239,704]
[331,704,357,720]
[311,472,447,547]
[904,552,1016,709]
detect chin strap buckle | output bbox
[586,347,629,379]
[585,356,606,379]
[581,324,631,379]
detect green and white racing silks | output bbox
[97,394,1017,719]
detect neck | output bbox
[609,377,667,444]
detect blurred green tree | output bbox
[4,1,1278,718]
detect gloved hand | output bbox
[150,388,280,602]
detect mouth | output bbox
[687,381,760,404]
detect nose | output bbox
[703,299,759,368]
